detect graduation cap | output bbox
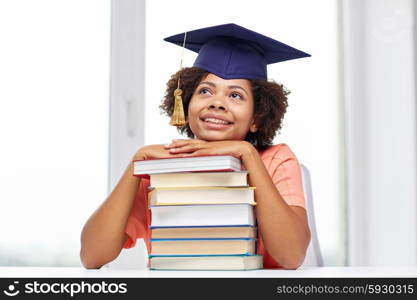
[164,23,310,126]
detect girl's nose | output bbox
[208,95,228,111]
[208,103,226,111]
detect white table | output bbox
[0,266,416,277]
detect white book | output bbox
[148,186,255,206]
[150,171,248,188]
[150,204,256,227]
[133,155,242,177]
[149,255,263,270]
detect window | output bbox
[0,0,110,266]
[144,0,344,266]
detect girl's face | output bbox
[187,73,256,142]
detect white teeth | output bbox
[204,118,230,125]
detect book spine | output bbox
[149,253,254,258]
[150,225,255,228]
[150,224,254,228]
[151,238,256,241]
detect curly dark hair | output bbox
[159,67,290,150]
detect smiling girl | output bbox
[80,23,311,269]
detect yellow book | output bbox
[150,238,256,255]
[151,226,257,239]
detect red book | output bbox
[133,155,242,179]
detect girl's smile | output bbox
[200,112,233,130]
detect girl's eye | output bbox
[230,92,243,100]
[198,88,212,95]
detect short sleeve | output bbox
[259,144,306,209]
[122,178,152,254]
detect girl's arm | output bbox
[80,145,186,269]
[241,144,311,269]
[80,158,140,269]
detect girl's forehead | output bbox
[199,73,251,88]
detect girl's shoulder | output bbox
[257,143,298,161]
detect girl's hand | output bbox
[133,144,186,161]
[163,139,254,159]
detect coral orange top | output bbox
[123,143,306,268]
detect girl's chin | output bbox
[195,131,230,141]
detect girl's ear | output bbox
[249,119,258,133]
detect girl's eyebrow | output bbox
[199,81,249,96]
[199,81,216,87]
[228,85,248,96]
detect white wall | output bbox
[144,0,344,265]
[344,0,417,266]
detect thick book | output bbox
[149,255,263,270]
[150,171,248,188]
[150,238,256,255]
[151,226,256,239]
[148,186,255,206]
[133,155,242,178]
[150,204,256,228]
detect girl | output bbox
[80,23,311,269]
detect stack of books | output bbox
[133,155,263,270]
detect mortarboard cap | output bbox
[164,23,310,80]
